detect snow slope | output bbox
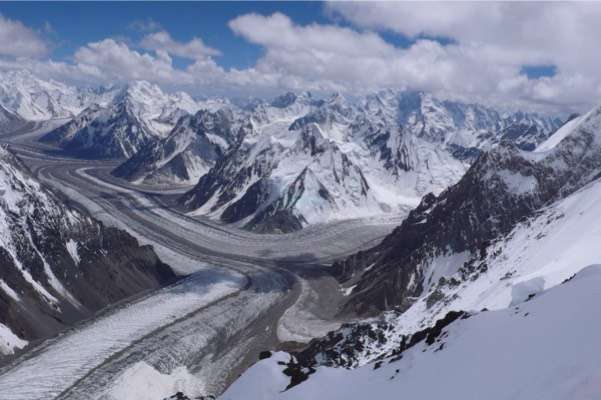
[331,103,601,316]
[0,69,113,121]
[383,165,601,337]
[216,103,601,400]
[222,265,601,400]
[535,113,585,152]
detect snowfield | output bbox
[222,265,601,400]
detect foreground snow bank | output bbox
[101,361,203,400]
[222,265,601,400]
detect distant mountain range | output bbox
[0,69,564,232]
[176,90,561,232]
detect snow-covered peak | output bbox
[178,89,561,232]
[40,77,219,157]
[112,107,238,184]
[117,81,175,122]
[535,106,601,153]
[0,69,112,121]
[0,145,176,359]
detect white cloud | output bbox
[227,13,532,107]
[129,18,162,33]
[326,2,601,112]
[140,30,221,60]
[0,14,47,58]
[73,39,188,83]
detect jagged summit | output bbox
[175,89,560,232]
[0,69,114,121]
[214,103,601,400]
[112,108,240,185]
[0,69,564,232]
[39,79,207,158]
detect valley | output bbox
[0,122,398,399]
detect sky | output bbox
[0,1,600,114]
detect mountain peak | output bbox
[271,91,314,108]
[119,80,165,102]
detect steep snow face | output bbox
[112,108,242,185]
[40,81,206,158]
[535,113,585,152]
[180,90,560,232]
[0,69,114,121]
[116,81,200,137]
[221,266,601,400]
[0,145,175,358]
[373,167,601,341]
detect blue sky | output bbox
[0,2,332,69]
[0,1,445,70]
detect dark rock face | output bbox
[162,393,214,400]
[275,310,469,391]
[40,102,157,159]
[334,106,601,316]
[333,145,546,315]
[0,146,176,360]
[180,139,271,212]
[113,109,239,184]
[0,105,25,135]
[178,124,279,219]
[220,178,272,224]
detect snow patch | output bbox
[222,266,601,400]
[535,114,585,152]
[0,279,20,302]
[0,322,28,356]
[65,239,80,265]
[100,362,204,400]
[496,169,538,195]
[510,277,545,306]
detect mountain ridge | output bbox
[0,145,176,360]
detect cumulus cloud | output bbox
[326,2,601,112]
[129,17,162,33]
[73,39,187,83]
[140,30,221,60]
[0,14,48,58]
[227,12,538,108]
